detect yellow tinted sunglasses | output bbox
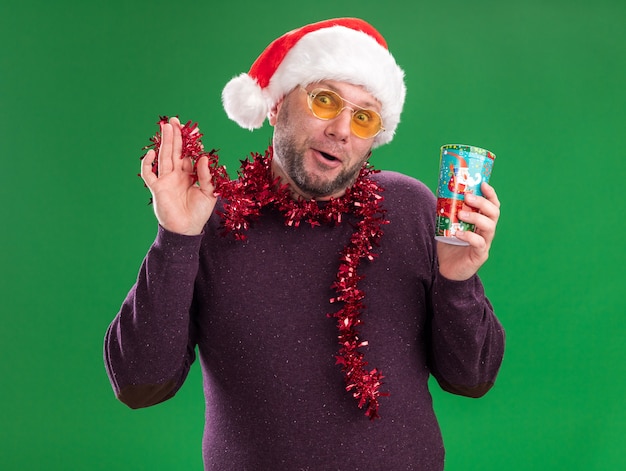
[301,87,385,139]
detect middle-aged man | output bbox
[105,17,505,470]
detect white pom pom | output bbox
[221,73,268,130]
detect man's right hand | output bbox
[140,117,217,235]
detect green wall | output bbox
[2,0,624,469]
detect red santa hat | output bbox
[221,18,406,147]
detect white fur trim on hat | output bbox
[222,73,268,130]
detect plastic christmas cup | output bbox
[435,144,496,245]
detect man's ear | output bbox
[268,98,284,126]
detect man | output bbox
[104,18,504,470]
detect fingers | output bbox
[140,149,157,187]
[453,227,488,249]
[458,206,496,243]
[170,117,183,171]
[196,155,215,195]
[463,183,500,222]
[157,117,183,176]
[457,183,501,246]
[157,120,173,175]
[480,182,501,212]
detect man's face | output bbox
[269,80,381,200]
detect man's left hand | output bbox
[437,182,501,281]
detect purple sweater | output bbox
[104,170,505,470]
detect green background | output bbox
[2,0,624,469]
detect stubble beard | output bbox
[273,108,368,199]
[274,136,366,199]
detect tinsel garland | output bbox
[144,117,389,419]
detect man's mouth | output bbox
[320,151,339,162]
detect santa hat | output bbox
[221,18,406,147]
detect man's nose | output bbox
[325,108,353,141]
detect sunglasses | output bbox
[301,87,385,139]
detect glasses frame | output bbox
[300,87,385,139]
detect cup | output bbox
[435,144,495,245]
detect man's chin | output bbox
[291,176,338,200]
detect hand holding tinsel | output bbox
[140,116,223,235]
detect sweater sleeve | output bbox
[374,171,505,398]
[103,225,203,409]
[428,272,505,398]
